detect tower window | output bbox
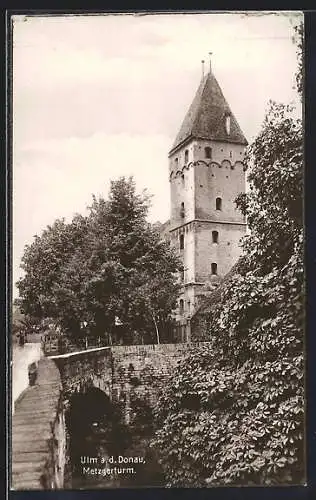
[212,230,219,243]
[181,173,185,183]
[205,147,212,159]
[225,115,231,135]
[181,268,185,281]
[179,234,184,250]
[180,202,185,218]
[229,151,232,159]
[211,263,218,275]
[184,150,189,163]
[216,197,222,211]
[175,157,178,166]
[179,299,184,314]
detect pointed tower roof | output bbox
[169,70,248,156]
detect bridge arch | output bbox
[66,385,132,486]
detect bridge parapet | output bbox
[50,346,112,399]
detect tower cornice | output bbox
[169,135,248,158]
[169,218,247,233]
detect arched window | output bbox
[179,299,184,314]
[175,157,179,166]
[184,150,189,163]
[205,147,212,159]
[181,173,185,184]
[180,202,185,218]
[216,197,222,211]
[181,268,185,281]
[212,230,219,243]
[179,234,184,250]
[211,263,218,275]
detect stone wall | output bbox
[111,343,189,403]
[110,343,209,428]
[193,144,246,223]
[194,221,245,281]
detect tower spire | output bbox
[169,60,248,154]
[201,60,205,79]
[209,52,213,73]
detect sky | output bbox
[12,11,303,297]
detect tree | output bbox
[82,178,181,343]
[16,215,90,334]
[151,104,304,485]
[16,177,181,343]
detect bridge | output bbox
[12,341,206,490]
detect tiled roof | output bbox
[170,71,248,154]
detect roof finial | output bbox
[201,59,205,79]
[209,52,213,73]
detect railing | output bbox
[42,326,188,356]
[42,335,108,356]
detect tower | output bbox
[168,60,248,338]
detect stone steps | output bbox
[11,357,63,490]
[12,451,49,463]
[11,479,45,490]
[12,428,52,443]
[12,410,56,423]
[12,438,51,454]
[12,460,49,474]
[14,397,59,409]
[14,417,53,435]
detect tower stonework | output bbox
[168,68,248,336]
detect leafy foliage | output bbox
[293,22,303,98]
[151,101,304,486]
[16,177,181,343]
